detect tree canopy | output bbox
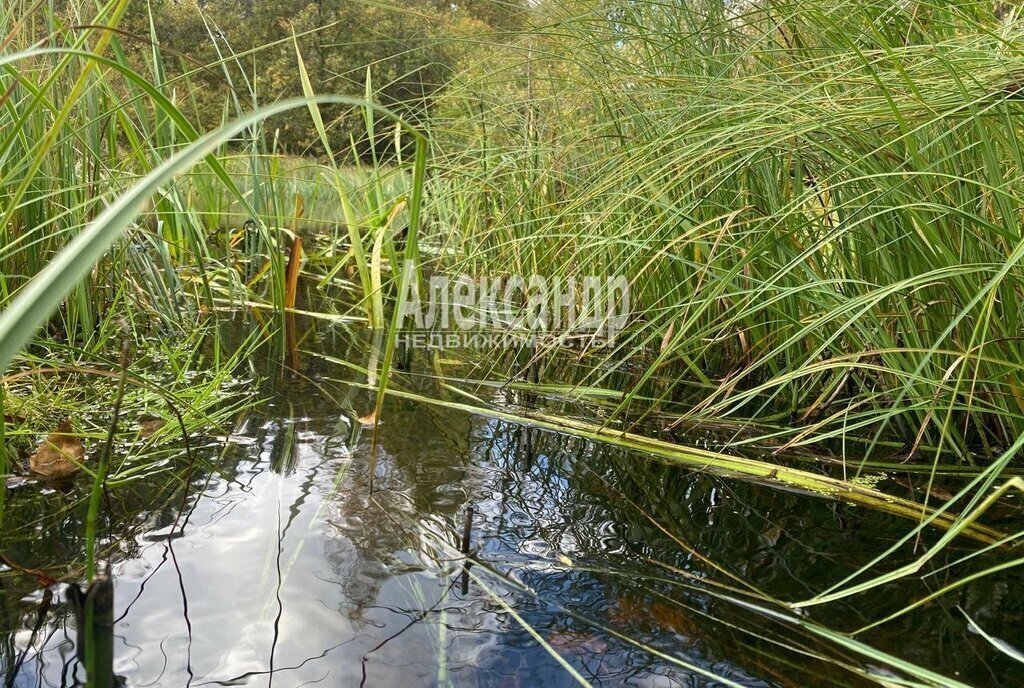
[116,0,529,155]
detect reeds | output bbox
[410,0,1024,678]
[2,0,1023,684]
[0,5,426,664]
[428,0,1024,459]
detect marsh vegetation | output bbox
[1,1,1023,686]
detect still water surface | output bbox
[1,328,1021,687]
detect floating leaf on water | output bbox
[29,419,85,479]
[611,595,701,645]
[760,525,783,547]
[138,418,167,438]
[548,630,608,655]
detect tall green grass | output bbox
[414,0,1024,641]
[429,0,1024,459]
[0,0,426,595]
[0,2,417,356]
[3,0,1023,683]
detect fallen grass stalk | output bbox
[420,524,972,688]
[309,350,1003,544]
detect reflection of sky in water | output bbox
[4,380,1023,687]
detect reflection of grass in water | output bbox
[309,351,1023,686]
[411,0,1024,681]
[415,519,977,688]
[0,16,425,678]
[0,325,257,556]
[0,333,259,684]
[313,352,1002,542]
[2,0,1024,685]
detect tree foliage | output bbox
[116,0,528,156]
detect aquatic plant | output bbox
[2,0,1023,685]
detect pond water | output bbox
[1,321,1022,687]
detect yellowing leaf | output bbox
[29,419,85,479]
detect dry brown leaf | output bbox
[138,418,167,438]
[660,320,676,353]
[29,419,85,479]
[548,630,608,655]
[610,595,701,645]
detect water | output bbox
[2,324,1022,687]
